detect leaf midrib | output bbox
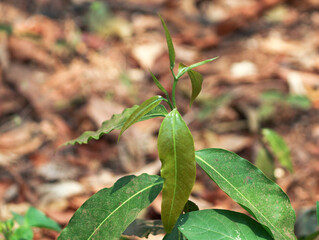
[195,154,287,240]
[87,181,163,239]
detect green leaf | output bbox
[255,146,276,181]
[299,230,319,240]
[176,57,219,79]
[11,226,33,240]
[163,226,186,240]
[58,174,163,240]
[123,219,164,238]
[64,104,167,145]
[12,211,25,225]
[183,200,199,213]
[159,15,175,68]
[262,128,293,173]
[119,95,165,139]
[150,70,167,95]
[25,207,61,231]
[176,209,273,239]
[158,109,196,233]
[195,148,296,240]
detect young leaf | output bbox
[150,70,167,95]
[176,57,219,79]
[176,209,273,240]
[196,148,296,240]
[25,207,61,231]
[262,128,293,173]
[158,109,196,233]
[64,104,167,145]
[159,15,175,68]
[58,174,163,240]
[119,95,165,139]
[11,226,33,240]
[255,145,276,181]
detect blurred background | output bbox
[0,0,318,239]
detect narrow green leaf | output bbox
[150,71,167,94]
[64,104,167,145]
[123,219,164,238]
[58,174,163,240]
[158,109,196,233]
[196,148,296,240]
[119,95,165,139]
[159,15,175,68]
[255,146,276,181]
[188,70,203,107]
[262,128,293,173]
[25,207,61,231]
[176,209,273,239]
[176,57,219,79]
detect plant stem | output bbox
[170,66,178,108]
[163,97,174,110]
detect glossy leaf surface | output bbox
[25,207,61,231]
[159,15,175,68]
[262,128,293,173]
[65,104,167,145]
[158,109,196,233]
[196,148,296,240]
[176,209,273,240]
[58,174,163,240]
[176,57,219,79]
[119,95,165,139]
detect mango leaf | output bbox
[262,128,293,173]
[64,104,167,145]
[255,145,276,181]
[158,109,196,233]
[58,174,163,240]
[163,227,186,240]
[11,226,33,240]
[119,95,165,139]
[176,209,273,240]
[196,148,296,240]
[176,57,219,79]
[123,219,164,238]
[25,207,61,232]
[159,15,175,68]
[150,70,167,95]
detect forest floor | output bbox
[0,0,318,239]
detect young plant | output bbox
[58,16,297,239]
[0,207,61,240]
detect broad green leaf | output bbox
[64,104,167,145]
[158,109,196,233]
[159,15,175,68]
[11,226,33,240]
[255,145,276,181]
[25,207,61,231]
[196,148,296,240]
[176,57,219,79]
[119,95,165,139]
[123,219,164,238]
[262,128,293,173]
[176,209,273,239]
[295,207,318,239]
[163,226,186,240]
[183,200,199,213]
[58,174,163,240]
